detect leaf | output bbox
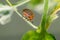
[45,3,59,29]
[45,4,57,29]
[45,33,56,40]
[29,0,43,7]
[21,30,40,40]
[21,30,56,40]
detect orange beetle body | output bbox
[23,9,34,22]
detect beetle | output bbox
[22,9,34,22]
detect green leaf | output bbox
[45,3,59,29]
[21,30,39,40]
[21,30,56,40]
[45,33,56,40]
[45,4,57,29]
[29,0,43,7]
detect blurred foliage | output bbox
[45,4,57,29]
[44,0,60,29]
[0,3,10,15]
[0,3,3,5]
[0,3,4,6]
[29,0,43,7]
[8,0,44,8]
[53,0,60,9]
[0,10,10,15]
[55,3,60,10]
[54,0,60,2]
[22,30,56,40]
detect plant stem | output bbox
[6,0,38,29]
[38,1,48,39]
[39,0,48,39]
[40,0,48,32]
[14,0,30,8]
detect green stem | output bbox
[39,0,48,39]
[41,0,48,32]
[37,0,48,35]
